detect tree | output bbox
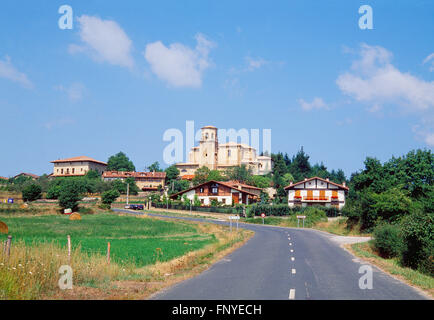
[58,180,82,211]
[251,175,272,189]
[192,166,210,186]
[165,165,180,182]
[168,180,190,195]
[107,152,135,172]
[22,184,42,202]
[147,161,162,172]
[85,170,101,180]
[288,147,311,181]
[193,194,201,207]
[208,170,225,181]
[225,165,253,183]
[101,189,120,205]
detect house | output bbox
[51,156,107,177]
[176,126,273,177]
[170,180,259,206]
[284,177,348,210]
[13,173,39,180]
[102,171,166,191]
[225,180,262,197]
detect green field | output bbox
[0,213,217,266]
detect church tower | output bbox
[198,126,218,170]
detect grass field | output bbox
[0,213,216,266]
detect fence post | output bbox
[6,235,12,258]
[107,242,111,265]
[3,240,6,254]
[67,235,71,263]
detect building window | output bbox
[72,168,75,174]
[222,198,226,204]
[211,187,218,194]
[228,150,231,157]
[61,169,64,174]
[199,187,204,193]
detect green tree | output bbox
[85,170,101,180]
[22,184,42,202]
[165,165,180,182]
[225,165,253,183]
[58,180,83,211]
[147,161,163,172]
[251,175,272,188]
[208,170,225,181]
[101,189,120,205]
[193,194,201,207]
[288,147,311,181]
[192,166,211,186]
[107,152,136,172]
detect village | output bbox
[0,125,349,213]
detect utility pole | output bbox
[126,183,129,205]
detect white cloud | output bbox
[337,44,434,112]
[298,97,329,111]
[423,53,434,72]
[0,56,33,88]
[54,83,86,101]
[69,15,134,68]
[144,33,215,88]
[245,56,269,71]
[337,43,434,147]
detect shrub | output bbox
[22,184,42,202]
[101,189,120,205]
[400,210,434,276]
[46,185,62,199]
[303,207,327,224]
[58,181,82,211]
[372,224,403,258]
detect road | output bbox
[113,209,428,300]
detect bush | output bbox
[46,185,62,199]
[22,184,42,202]
[400,210,434,276]
[101,189,120,205]
[372,224,403,258]
[58,181,82,211]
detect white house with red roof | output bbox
[51,156,107,177]
[284,177,349,210]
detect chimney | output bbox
[342,181,346,187]
[153,170,155,176]
[304,178,307,181]
[326,178,329,181]
[289,181,293,185]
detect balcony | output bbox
[302,196,330,201]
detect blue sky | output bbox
[0,0,433,178]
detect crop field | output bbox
[0,213,217,266]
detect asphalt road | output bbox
[113,209,428,300]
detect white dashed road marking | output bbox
[291,257,295,261]
[292,268,296,274]
[290,249,294,253]
[289,289,296,300]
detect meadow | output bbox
[0,213,216,266]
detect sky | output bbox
[0,0,433,178]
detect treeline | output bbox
[343,149,433,276]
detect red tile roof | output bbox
[170,180,258,199]
[0,176,8,180]
[226,180,262,190]
[181,175,195,180]
[103,171,166,179]
[51,156,107,165]
[13,173,39,179]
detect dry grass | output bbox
[314,217,367,236]
[0,241,132,300]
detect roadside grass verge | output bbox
[347,241,433,298]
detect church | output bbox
[175,126,273,177]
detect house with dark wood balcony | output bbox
[284,177,348,210]
[170,180,259,206]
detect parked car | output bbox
[124,204,144,210]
